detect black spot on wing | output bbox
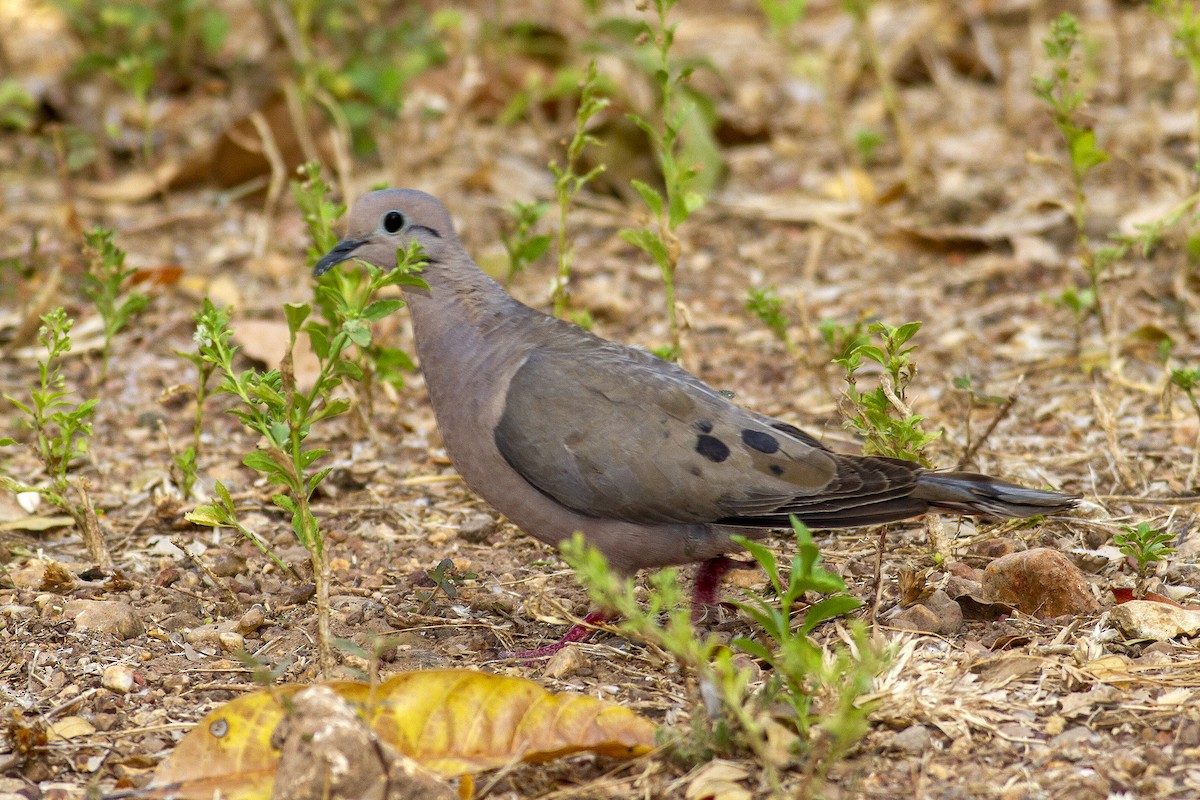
[741,429,780,453]
[695,435,730,463]
[696,419,713,433]
[770,421,829,450]
[769,464,784,476]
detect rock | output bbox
[946,560,983,581]
[925,590,965,634]
[982,548,1099,618]
[218,631,246,652]
[891,603,943,633]
[102,664,137,694]
[1110,600,1200,641]
[184,620,239,651]
[64,600,144,639]
[542,644,588,679]
[457,513,497,544]
[972,538,1021,559]
[889,724,935,754]
[0,603,34,620]
[237,604,267,634]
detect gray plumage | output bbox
[314,189,1076,574]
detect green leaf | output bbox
[243,450,279,475]
[332,359,363,381]
[630,179,665,218]
[1069,129,1109,174]
[186,502,232,527]
[362,299,405,322]
[284,303,312,336]
[344,320,372,348]
[799,595,862,635]
[619,228,670,269]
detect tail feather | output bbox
[717,466,1076,530]
[913,471,1078,518]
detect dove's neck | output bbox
[401,251,539,430]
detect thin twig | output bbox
[956,393,1018,470]
[171,535,244,610]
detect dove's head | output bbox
[313,189,457,277]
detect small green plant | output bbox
[757,0,810,36]
[818,316,870,363]
[548,60,610,318]
[618,0,707,362]
[1153,0,1200,147]
[1033,12,1114,335]
[1,309,96,496]
[842,0,915,185]
[170,299,228,498]
[745,285,796,354]
[562,519,881,784]
[1170,365,1200,484]
[81,227,149,381]
[52,0,230,84]
[730,525,878,766]
[0,79,36,131]
[110,53,158,174]
[294,164,416,408]
[412,558,478,612]
[187,239,427,674]
[1114,521,1177,596]
[833,321,939,463]
[272,1,447,156]
[1,308,109,566]
[500,200,552,284]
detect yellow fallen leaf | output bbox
[351,670,656,774]
[48,715,96,741]
[148,670,656,799]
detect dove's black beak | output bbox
[313,237,367,277]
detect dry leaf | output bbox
[684,759,752,800]
[147,670,655,799]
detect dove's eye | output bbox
[382,211,406,234]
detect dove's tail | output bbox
[719,467,1077,530]
[912,471,1078,518]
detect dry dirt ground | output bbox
[2,0,1200,797]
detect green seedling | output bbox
[53,0,229,83]
[1033,12,1113,335]
[618,0,707,362]
[0,79,36,131]
[842,0,915,185]
[746,285,796,354]
[1153,0,1200,147]
[1114,521,1177,597]
[562,523,879,786]
[1170,365,1200,484]
[833,320,939,464]
[549,59,610,318]
[81,228,149,382]
[818,316,870,363]
[758,0,809,36]
[413,558,478,612]
[1,309,96,494]
[171,299,228,499]
[294,164,416,410]
[187,237,427,674]
[501,200,552,284]
[730,521,879,767]
[274,1,446,156]
[1,308,109,566]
